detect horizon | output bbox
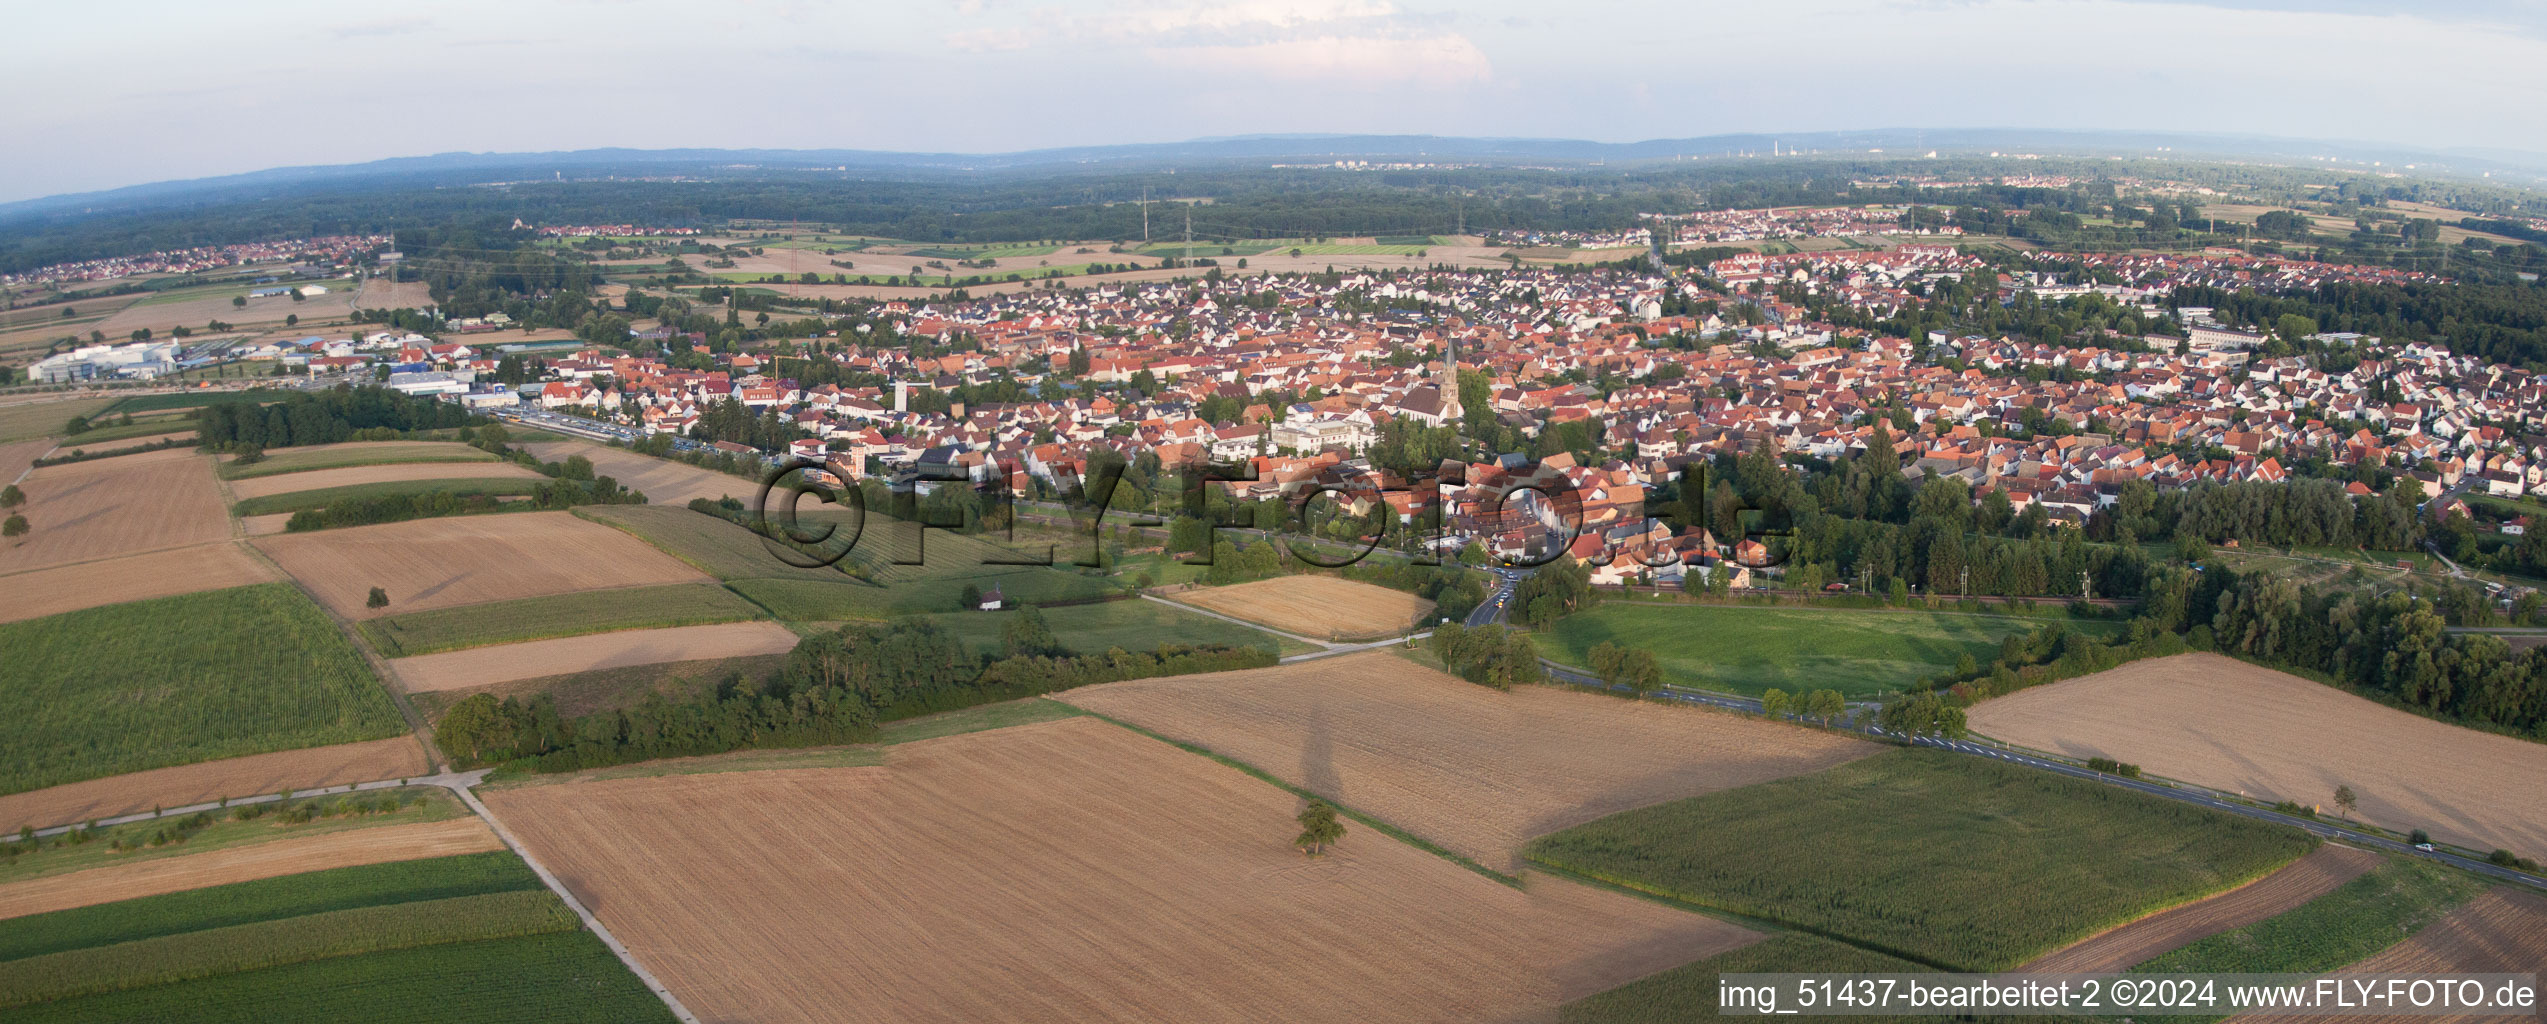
[12,0,2547,205]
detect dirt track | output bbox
[255,511,709,617]
[0,737,431,833]
[0,816,500,921]
[391,621,802,692]
[2023,844,2381,973]
[1970,654,2547,858]
[1168,576,1434,639]
[489,716,1759,1024]
[1061,652,1875,869]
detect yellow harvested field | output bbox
[255,511,709,617]
[0,737,431,834]
[356,277,434,309]
[2228,887,2547,1024]
[223,459,545,500]
[0,816,501,921]
[0,439,53,482]
[0,542,277,624]
[2023,844,2381,973]
[1061,651,1875,869]
[1167,575,1434,639]
[489,716,1758,1024]
[1969,654,2547,857]
[392,621,802,692]
[521,441,749,507]
[0,447,231,574]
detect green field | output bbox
[0,851,671,1024]
[409,652,794,720]
[1,791,467,887]
[1527,748,2316,971]
[231,477,547,517]
[1559,934,1935,1024]
[580,504,1119,620]
[358,582,766,657]
[222,444,499,480]
[55,416,194,444]
[0,398,114,443]
[0,584,406,796]
[1545,604,2122,696]
[912,598,1305,657]
[99,390,282,416]
[2136,856,2486,977]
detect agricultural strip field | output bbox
[490,716,1761,1024]
[391,621,801,692]
[1968,653,2547,858]
[2219,888,2547,1024]
[0,439,49,484]
[229,477,548,517]
[0,584,407,797]
[0,397,113,444]
[0,542,276,624]
[224,461,545,502]
[99,390,283,417]
[1527,747,2318,971]
[1166,575,1433,639]
[520,442,748,506]
[0,448,231,574]
[1060,651,1875,869]
[357,581,766,656]
[0,737,427,835]
[2137,856,2488,983]
[1559,934,1933,1024]
[409,652,793,721]
[0,848,674,1024]
[2022,843,2381,973]
[1545,603,2124,696]
[915,599,1303,657]
[256,512,711,618]
[220,441,499,481]
[0,817,502,920]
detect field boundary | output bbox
[1072,708,1521,888]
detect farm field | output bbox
[224,461,544,501]
[915,598,1303,657]
[2221,888,2547,1024]
[521,442,746,506]
[0,397,113,444]
[392,621,801,692]
[220,441,499,480]
[1527,747,2318,971]
[0,790,472,890]
[1968,653,2547,858]
[1559,933,1930,1024]
[2023,843,2381,973]
[1545,604,2124,696]
[0,584,406,797]
[98,390,282,417]
[0,447,231,574]
[54,417,194,445]
[409,651,793,720]
[490,716,1761,1024]
[0,818,502,921]
[358,581,765,656]
[2139,856,2488,981]
[229,476,548,517]
[1060,651,1875,869]
[0,542,276,624]
[1165,575,1434,639]
[0,438,49,483]
[0,845,674,1024]
[0,737,428,835]
[256,512,710,618]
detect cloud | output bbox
[1146,32,1490,85]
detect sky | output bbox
[6,0,2546,204]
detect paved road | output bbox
[1538,661,2547,893]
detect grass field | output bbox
[1545,604,2122,696]
[2136,856,2487,977]
[0,584,406,796]
[221,442,499,480]
[0,848,672,1024]
[358,582,765,656]
[1558,934,1929,1024]
[2025,844,2381,973]
[481,695,1092,787]
[0,398,112,443]
[99,391,280,416]
[55,417,193,445]
[230,477,546,516]
[1527,747,2317,971]
[913,598,1303,657]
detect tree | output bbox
[231,295,247,308]
[958,583,983,611]
[1,514,25,538]
[366,586,389,610]
[2334,784,2358,822]
[0,484,20,509]
[1804,689,1846,725]
[1758,688,1791,719]
[1293,799,1345,856]
[1001,604,1064,658]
